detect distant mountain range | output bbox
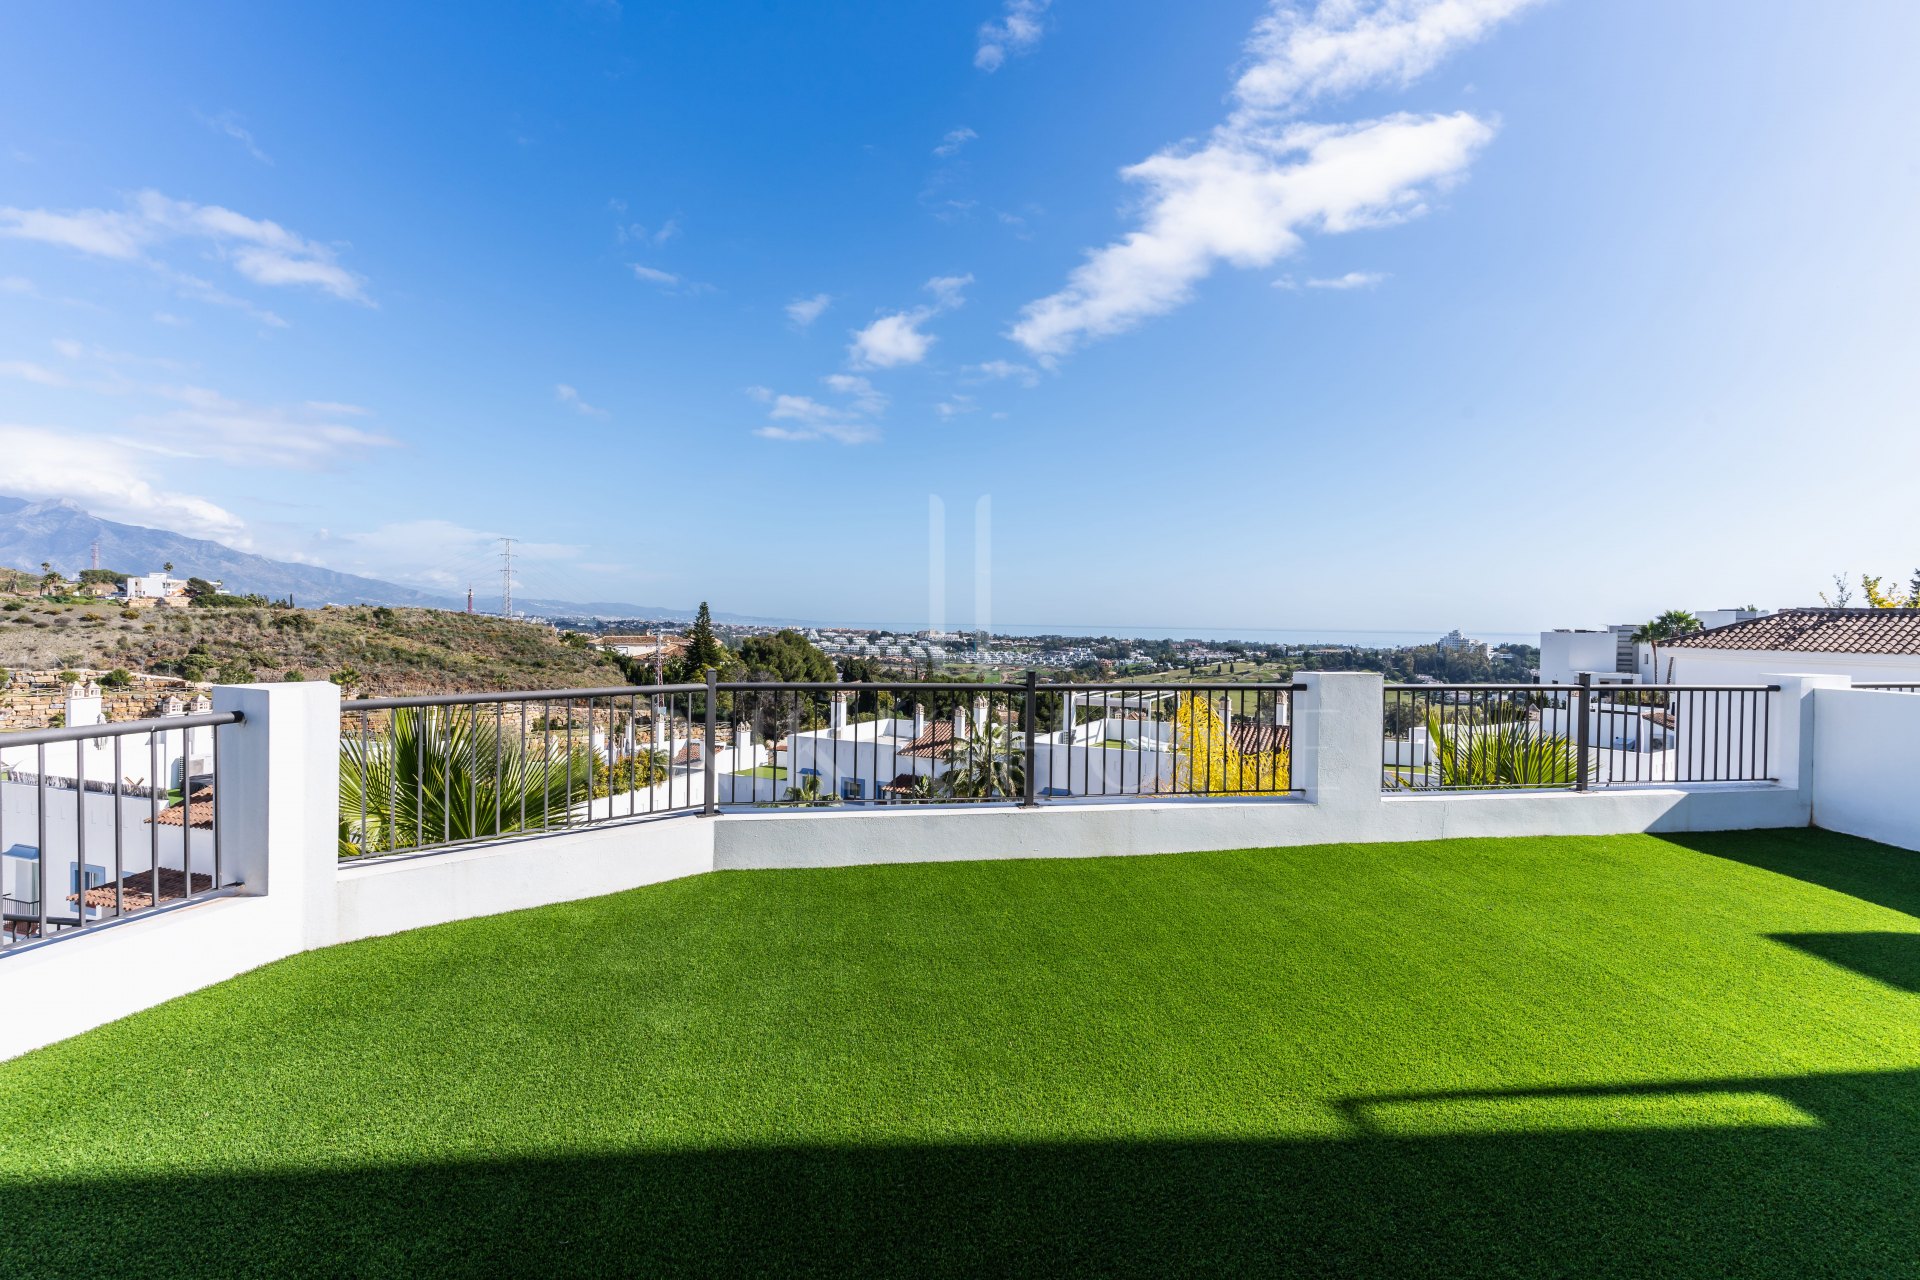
[0,496,705,619]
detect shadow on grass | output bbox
[9,1066,1920,1278]
[1770,931,1920,992]
[1656,828,1920,919]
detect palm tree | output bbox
[940,720,1026,799]
[1411,712,1578,791]
[1632,609,1703,682]
[338,706,596,857]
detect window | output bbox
[841,778,865,800]
[71,862,107,895]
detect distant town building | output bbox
[1436,630,1490,659]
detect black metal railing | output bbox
[339,675,1302,860]
[1857,683,1920,693]
[338,682,713,860]
[1,711,243,951]
[1382,677,1776,792]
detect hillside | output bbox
[0,597,631,698]
[0,496,697,620]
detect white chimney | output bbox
[972,695,990,730]
[830,690,848,736]
[953,705,969,738]
[912,703,927,739]
[66,689,104,729]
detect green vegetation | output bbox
[338,707,597,856]
[4,830,1920,1275]
[737,765,789,779]
[0,594,627,696]
[1414,710,1578,790]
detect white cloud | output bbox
[0,188,368,305]
[849,312,936,370]
[119,385,395,469]
[630,264,678,286]
[786,292,832,329]
[967,358,1041,387]
[0,423,247,540]
[1307,269,1390,289]
[0,360,70,387]
[847,274,973,369]
[976,0,1049,71]
[1237,0,1539,116]
[935,395,976,419]
[1010,0,1528,358]
[152,310,189,327]
[822,372,889,415]
[0,275,34,295]
[934,127,979,157]
[555,383,609,418]
[199,109,272,164]
[747,375,887,445]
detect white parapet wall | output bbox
[336,816,714,943]
[0,681,343,1062]
[1,670,1872,1062]
[1810,686,1920,852]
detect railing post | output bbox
[1575,673,1592,792]
[1021,669,1039,807]
[702,668,718,817]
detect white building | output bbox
[1539,609,1771,686]
[1660,609,1920,687]
[1436,630,1490,659]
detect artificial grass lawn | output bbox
[6,829,1920,1276]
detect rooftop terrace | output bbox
[6,828,1920,1276]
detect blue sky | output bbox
[3,1,1918,636]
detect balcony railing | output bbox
[1382,679,1777,792]
[337,676,1301,861]
[0,711,243,950]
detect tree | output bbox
[1170,693,1290,795]
[162,562,174,574]
[1631,609,1702,682]
[1860,574,1920,609]
[737,629,834,683]
[668,602,732,682]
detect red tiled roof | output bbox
[70,867,215,912]
[1228,722,1292,755]
[1663,609,1920,655]
[150,787,214,830]
[897,721,957,759]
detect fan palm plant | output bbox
[940,720,1026,799]
[1416,711,1578,790]
[338,707,597,857]
[777,774,840,807]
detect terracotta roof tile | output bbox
[1664,609,1920,655]
[898,721,957,759]
[150,787,215,830]
[70,867,215,912]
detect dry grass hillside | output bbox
[0,597,628,697]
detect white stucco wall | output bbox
[1667,649,1920,688]
[1810,687,1920,851]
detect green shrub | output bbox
[100,668,133,690]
